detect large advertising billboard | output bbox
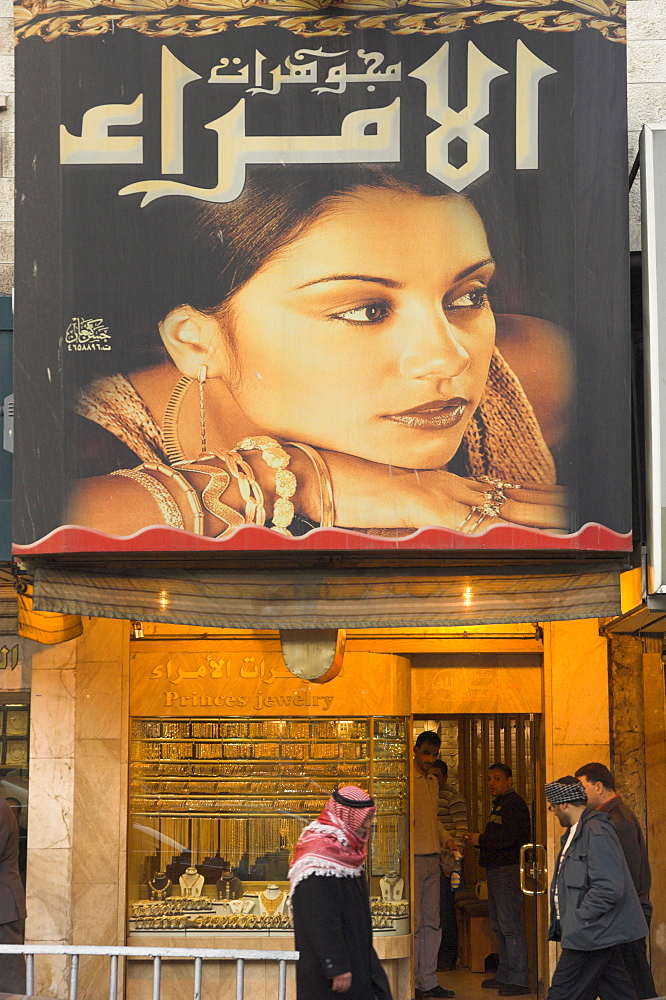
[14,0,631,553]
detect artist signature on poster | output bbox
[65,317,111,351]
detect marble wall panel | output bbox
[550,744,610,782]
[542,619,611,991]
[25,848,73,943]
[23,637,77,674]
[31,954,71,1000]
[75,658,123,742]
[547,620,609,748]
[30,669,75,760]
[73,753,122,878]
[72,883,121,943]
[27,759,74,851]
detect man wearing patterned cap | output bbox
[544,776,647,1000]
[289,785,392,999]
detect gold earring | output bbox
[163,365,208,464]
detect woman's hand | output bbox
[313,451,568,533]
[331,972,352,992]
[66,448,567,538]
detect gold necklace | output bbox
[259,890,284,916]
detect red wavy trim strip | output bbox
[12,522,632,554]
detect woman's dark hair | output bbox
[136,164,464,334]
[195,164,457,308]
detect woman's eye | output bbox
[446,287,489,310]
[333,302,389,324]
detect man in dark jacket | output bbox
[545,776,648,1000]
[0,794,26,994]
[575,762,656,999]
[464,763,531,996]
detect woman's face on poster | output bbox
[222,187,496,469]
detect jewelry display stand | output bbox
[258,885,287,917]
[147,872,172,900]
[216,867,242,900]
[179,867,205,898]
[129,715,409,934]
[380,872,404,901]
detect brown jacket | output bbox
[598,795,651,922]
[0,797,26,924]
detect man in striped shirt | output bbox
[431,760,468,971]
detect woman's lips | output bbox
[384,397,468,430]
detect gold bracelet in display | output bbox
[110,468,184,529]
[286,441,335,528]
[234,436,296,535]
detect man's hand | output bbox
[332,972,352,992]
[464,832,480,846]
[445,839,457,852]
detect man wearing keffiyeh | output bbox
[289,785,393,1000]
[543,776,648,1000]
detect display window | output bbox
[0,698,29,888]
[128,715,409,935]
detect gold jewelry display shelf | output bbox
[128,715,410,934]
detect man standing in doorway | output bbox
[545,776,646,1000]
[413,731,457,999]
[430,759,468,972]
[464,763,531,996]
[574,763,656,999]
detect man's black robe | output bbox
[292,873,393,1000]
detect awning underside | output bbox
[32,561,623,629]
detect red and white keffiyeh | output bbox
[288,785,375,897]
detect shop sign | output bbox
[14,0,630,554]
[130,649,410,716]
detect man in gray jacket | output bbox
[545,777,647,1000]
[574,762,656,999]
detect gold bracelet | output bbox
[235,436,296,535]
[110,468,184,529]
[140,463,205,535]
[170,460,245,537]
[209,449,267,526]
[286,442,335,528]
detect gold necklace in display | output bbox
[259,890,284,916]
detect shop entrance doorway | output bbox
[414,714,548,999]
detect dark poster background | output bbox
[13,13,631,551]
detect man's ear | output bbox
[158,305,231,379]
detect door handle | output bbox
[520,843,548,895]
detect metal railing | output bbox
[0,943,298,1000]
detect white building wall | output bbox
[628,0,666,251]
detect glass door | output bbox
[413,714,548,997]
[519,713,548,998]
